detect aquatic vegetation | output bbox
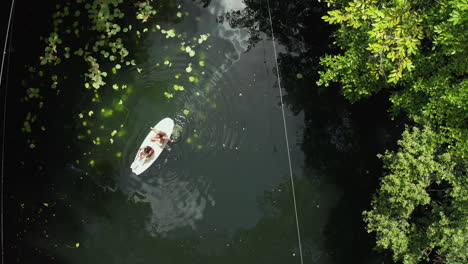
[173,84,184,91]
[136,0,157,23]
[22,0,212,156]
[164,92,174,98]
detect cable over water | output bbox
[1,0,17,262]
[266,0,304,263]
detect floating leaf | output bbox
[101,108,113,117]
[173,84,184,91]
[166,29,176,38]
[177,12,182,18]
[75,243,80,248]
[198,34,209,44]
[296,73,303,79]
[183,109,190,115]
[111,130,118,137]
[164,92,174,98]
[43,203,49,207]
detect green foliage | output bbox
[38,0,153,90]
[318,0,467,99]
[24,0,163,150]
[363,127,467,264]
[319,0,468,263]
[135,0,157,23]
[40,32,62,65]
[84,56,107,89]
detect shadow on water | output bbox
[3,0,408,263]
[224,0,406,263]
[2,0,65,262]
[2,0,197,262]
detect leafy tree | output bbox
[363,126,467,264]
[318,0,467,263]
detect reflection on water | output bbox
[111,0,254,235]
[119,115,216,235]
[127,169,214,235]
[6,0,398,262]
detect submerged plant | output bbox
[23,0,213,159]
[23,0,162,152]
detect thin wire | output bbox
[0,0,16,87]
[265,0,304,263]
[1,0,17,262]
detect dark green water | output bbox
[3,0,400,263]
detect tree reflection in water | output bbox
[221,0,400,263]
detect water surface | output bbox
[4,0,398,263]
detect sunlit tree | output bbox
[318,0,467,263]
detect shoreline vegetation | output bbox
[319,0,467,263]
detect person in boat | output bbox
[138,146,154,160]
[150,127,174,146]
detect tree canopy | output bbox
[318,0,467,263]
